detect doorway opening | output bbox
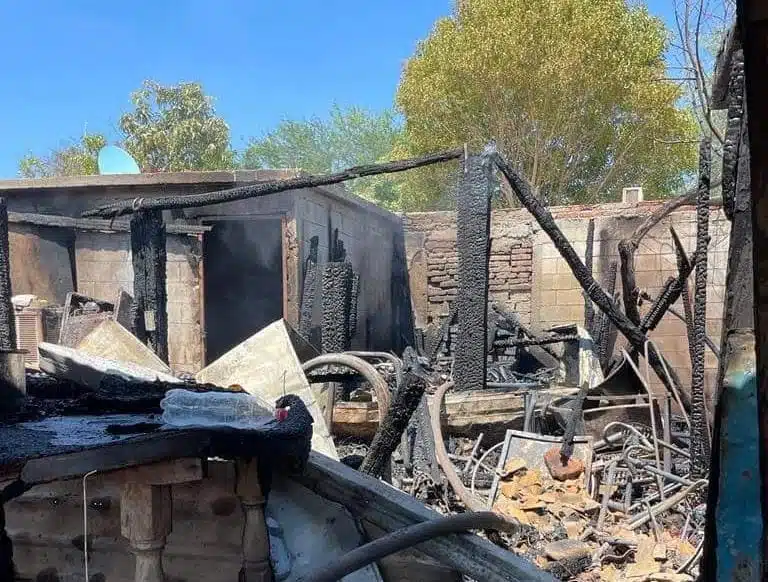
[202,217,284,363]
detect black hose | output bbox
[298,511,517,582]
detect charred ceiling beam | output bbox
[83,149,464,219]
[493,150,691,411]
[454,150,494,392]
[130,209,169,363]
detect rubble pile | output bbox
[490,456,701,581]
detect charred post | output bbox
[691,136,713,477]
[454,150,494,392]
[360,348,427,478]
[0,199,16,352]
[584,219,596,332]
[321,262,353,353]
[596,262,618,369]
[130,209,168,363]
[702,55,755,579]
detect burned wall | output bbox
[295,187,399,351]
[404,201,730,401]
[75,231,204,374]
[8,224,74,304]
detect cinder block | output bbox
[556,289,584,306]
[541,259,558,275]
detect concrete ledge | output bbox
[0,169,300,192]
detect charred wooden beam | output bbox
[0,199,15,352]
[619,239,641,327]
[721,34,745,221]
[492,151,691,411]
[584,219,596,332]
[671,228,697,366]
[360,348,427,478]
[321,262,353,353]
[454,151,494,392]
[84,149,464,219]
[691,136,713,478]
[130,209,168,362]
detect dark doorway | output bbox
[203,218,284,363]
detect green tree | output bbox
[120,80,235,172]
[395,0,699,209]
[242,105,404,209]
[18,132,107,178]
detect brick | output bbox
[543,447,585,481]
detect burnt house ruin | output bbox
[0,170,407,373]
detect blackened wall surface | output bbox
[203,218,284,363]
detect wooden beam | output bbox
[83,149,464,219]
[131,209,169,362]
[295,452,554,582]
[7,211,211,235]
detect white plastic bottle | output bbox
[160,389,272,430]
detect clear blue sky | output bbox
[0,0,675,179]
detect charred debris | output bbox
[0,24,763,580]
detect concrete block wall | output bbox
[532,204,729,402]
[404,202,730,403]
[295,187,397,351]
[74,231,204,374]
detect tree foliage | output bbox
[120,80,234,172]
[395,0,699,209]
[241,104,404,208]
[18,133,107,179]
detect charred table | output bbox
[0,405,312,582]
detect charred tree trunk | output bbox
[0,199,15,352]
[691,137,713,478]
[360,348,427,478]
[454,151,494,392]
[130,209,168,362]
